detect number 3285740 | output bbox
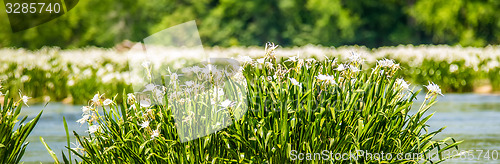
[5,3,61,14]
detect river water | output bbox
[19,93,500,163]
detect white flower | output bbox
[240,56,253,64]
[91,94,101,106]
[21,95,31,107]
[265,62,273,69]
[395,78,410,90]
[140,98,151,108]
[170,73,178,81]
[21,75,30,82]
[151,129,160,139]
[305,58,316,63]
[103,99,113,106]
[349,65,361,72]
[155,90,164,102]
[141,61,151,69]
[316,74,337,85]
[449,64,459,73]
[286,54,299,62]
[377,59,396,68]
[213,87,225,97]
[143,84,156,92]
[139,120,149,129]
[265,42,279,58]
[70,141,84,154]
[425,82,443,96]
[220,99,234,108]
[82,106,91,114]
[88,125,99,134]
[184,81,195,87]
[316,74,332,81]
[77,114,91,125]
[348,52,363,63]
[190,66,201,73]
[127,93,135,104]
[43,96,51,102]
[288,78,302,88]
[256,58,265,64]
[266,76,273,81]
[335,64,347,71]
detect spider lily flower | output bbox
[82,106,91,114]
[240,56,253,64]
[377,59,397,68]
[316,74,337,85]
[395,78,410,91]
[70,141,85,154]
[266,76,273,81]
[265,42,279,58]
[77,114,91,125]
[184,81,195,87]
[335,64,347,71]
[349,65,361,72]
[256,58,265,64]
[425,82,443,97]
[91,94,101,106]
[348,52,363,64]
[305,58,316,63]
[286,53,300,62]
[143,84,156,92]
[151,129,160,139]
[140,98,151,108]
[139,120,149,129]
[220,100,235,109]
[103,99,113,106]
[21,95,31,107]
[170,73,179,82]
[88,125,100,134]
[288,78,302,88]
[449,64,459,73]
[127,93,135,104]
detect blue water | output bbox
[422,94,500,163]
[18,94,500,163]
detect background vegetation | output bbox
[41,50,461,163]
[0,0,499,49]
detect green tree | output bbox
[409,0,500,46]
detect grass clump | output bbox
[0,90,43,164]
[51,45,460,163]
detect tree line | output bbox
[0,0,498,49]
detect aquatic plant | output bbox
[0,90,43,164]
[41,45,462,163]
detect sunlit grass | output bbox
[40,45,462,163]
[0,91,43,164]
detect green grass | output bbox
[46,46,461,163]
[0,91,43,164]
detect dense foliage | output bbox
[42,47,461,163]
[0,90,43,164]
[0,0,499,49]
